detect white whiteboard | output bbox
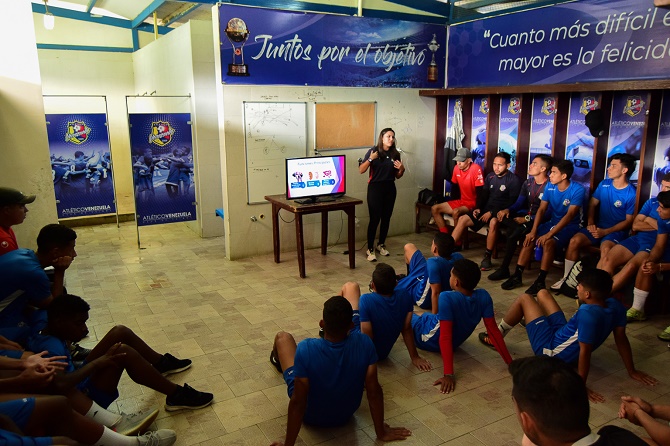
[244,102,307,204]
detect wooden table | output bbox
[264,194,363,278]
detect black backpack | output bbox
[418,189,441,206]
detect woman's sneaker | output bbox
[366,249,377,262]
[137,429,177,446]
[154,353,192,376]
[376,244,390,256]
[165,383,214,411]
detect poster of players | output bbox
[128,113,196,227]
[606,90,649,187]
[652,91,670,198]
[498,95,520,173]
[471,95,489,170]
[528,94,556,165]
[45,113,116,219]
[565,92,599,195]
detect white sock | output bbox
[94,426,138,446]
[498,319,514,337]
[632,288,649,311]
[86,401,122,428]
[563,259,576,279]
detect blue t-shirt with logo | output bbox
[542,181,585,226]
[592,179,636,229]
[358,289,414,360]
[437,289,495,349]
[636,198,661,246]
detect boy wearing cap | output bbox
[0,187,36,256]
[431,148,485,234]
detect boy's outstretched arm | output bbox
[429,283,442,315]
[482,317,512,364]
[366,363,411,442]
[577,341,604,403]
[435,320,455,393]
[401,312,431,371]
[279,377,309,446]
[612,326,658,386]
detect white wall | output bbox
[1,2,58,249]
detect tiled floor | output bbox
[65,222,670,445]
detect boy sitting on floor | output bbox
[480,268,657,402]
[395,233,462,312]
[27,294,214,412]
[411,259,512,394]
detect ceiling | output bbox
[34,0,574,30]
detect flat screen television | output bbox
[286,155,346,204]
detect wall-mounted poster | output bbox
[529,94,556,164]
[218,4,446,88]
[45,113,115,219]
[128,113,196,226]
[471,95,489,170]
[606,91,649,187]
[651,91,670,198]
[565,92,600,195]
[498,95,520,173]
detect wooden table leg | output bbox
[346,206,356,269]
[295,213,306,278]
[321,211,328,255]
[272,203,280,264]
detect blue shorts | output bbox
[578,228,628,246]
[0,397,35,430]
[349,311,361,334]
[525,312,568,357]
[538,222,580,250]
[411,313,440,352]
[0,349,23,359]
[77,377,119,409]
[618,235,654,255]
[396,251,430,309]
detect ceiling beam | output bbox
[209,0,355,15]
[131,0,167,29]
[163,3,201,27]
[85,0,97,14]
[384,0,449,17]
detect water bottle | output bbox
[534,244,543,261]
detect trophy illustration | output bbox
[225,18,250,76]
[427,34,440,82]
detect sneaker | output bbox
[626,308,646,323]
[366,249,377,262]
[478,332,495,350]
[550,276,567,291]
[137,429,177,446]
[376,244,390,256]
[488,268,510,281]
[501,274,523,291]
[480,255,493,271]
[659,326,670,341]
[165,383,213,411]
[114,407,159,436]
[70,343,92,362]
[154,353,192,376]
[269,348,282,373]
[525,280,546,296]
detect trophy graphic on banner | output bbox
[225,18,250,76]
[427,34,439,82]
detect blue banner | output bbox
[45,114,115,219]
[529,94,556,164]
[471,96,489,170]
[606,91,648,187]
[652,92,670,198]
[499,95,520,173]
[218,4,446,88]
[447,0,670,87]
[128,113,196,227]
[565,93,600,194]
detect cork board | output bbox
[315,102,376,150]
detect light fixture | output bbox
[43,0,55,30]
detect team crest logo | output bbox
[0,241,7,249]
[64,121,91,145]
[508,98,521,115]
[148,121,175,146]
[562,199,571,206]
[479,98,489,115]
[500,185,507,191]
[542,97,557,115]
[539,193,544,200]
[623,96,645,117]
[614,200,622,208]
[579,97,599,115]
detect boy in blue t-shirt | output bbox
[623,191,670,338]
[485,268,657,402]
[501,159,585,295]
[269,296,411,446]
[552,154,637,292]
[396,233,463,311]
[412,259,511,394]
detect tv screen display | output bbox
[286,155,346,202]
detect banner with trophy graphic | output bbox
[498,95,520,173]
[128,113,196,227]
[218,4,446,88]
[651,91,670,198]
[45,113,116,219]
[565,92,600,195]
[528,94,556,164]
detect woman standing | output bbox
[360,128,405,262]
